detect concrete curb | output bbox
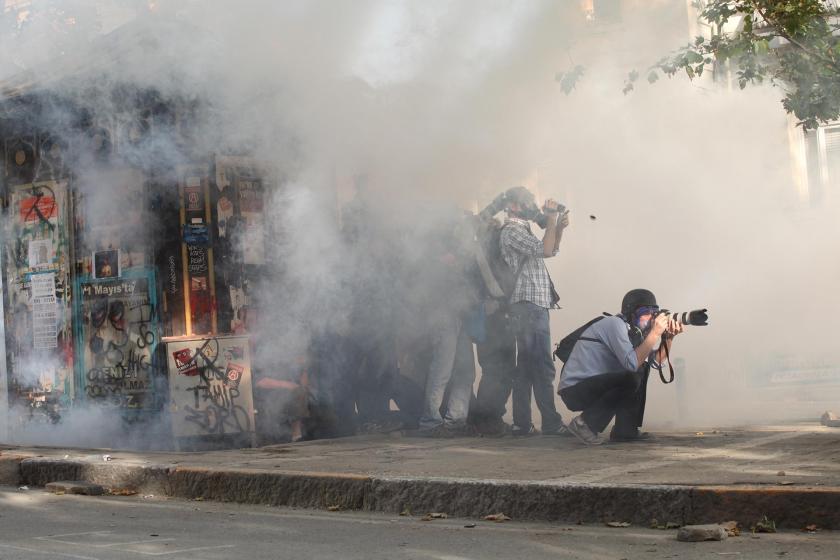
[2,454,839,529]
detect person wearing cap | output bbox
[500,186,569,436]
[558,289,683,445]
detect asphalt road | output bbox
[0,486,836,560]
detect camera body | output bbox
[478,189,565,230]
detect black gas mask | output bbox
[512,199,551,228]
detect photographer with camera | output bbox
[499,186,569,436]
[558,289,683,445]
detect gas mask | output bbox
[512,200,550,228]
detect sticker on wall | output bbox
[186,245,208,274]
[28,239,54,269]
[19,193,58,223]
[93,249,120,279]
[184,185,202,212]
[31,272,58,350]
[225,362,244,387]
[173,347,199,376]
[217,196,233,239]
[191,276,208,292]
[183,224,209,246]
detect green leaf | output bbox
[686,50,704,64]
[556,65,586,95]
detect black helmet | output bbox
[621,289,657,318]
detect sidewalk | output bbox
[2,423,839,529]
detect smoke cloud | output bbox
[1,0,838,448]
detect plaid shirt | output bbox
[500,217,555,309]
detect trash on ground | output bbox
[102,455,112,462]
[464,523,476,528]
[109,489,138,496]
[677,524,728,542]
[142,494,155,499]
[803,524,820,533]
[752,516,776,534]
[421,512,448,521]
[399,508,411,516]
[605,521,631,528]
[327,505,341,512]
[720,521,740,536]
[17,486,29,491]
[483,513,511,522]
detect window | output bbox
[802,126,840,205]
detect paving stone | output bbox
[676,524,728,542]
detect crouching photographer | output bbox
[556,289,699,446]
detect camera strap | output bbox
[658,336,675,384]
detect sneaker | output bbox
[567,415,604,446]
[609,427,654,443]
[512,423,538,437]
[542,423,572,437]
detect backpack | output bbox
[553,315,608,363]
[473,218,523,305]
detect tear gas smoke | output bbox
[0,1,838,448]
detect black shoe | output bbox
[609,428,654,442]
[409,424,456,438]
[512,423,538,437]
[472,419,512,437]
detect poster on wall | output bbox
[237,178,266,265]
[31,272,57,350]
[165,335,256,446]
[75,270,159,411]
[28,239,54,270]
[2,181,74,411]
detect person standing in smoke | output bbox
[335,175,402,433]
[413,209,481,437]
[501,186,569,436]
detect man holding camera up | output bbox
[558,289,683,445]
[500,187,569,436]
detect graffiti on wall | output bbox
[166,335,255,441]
[76,274,159,410]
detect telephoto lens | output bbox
[661,309,708,326]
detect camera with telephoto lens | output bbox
[653,308,709,327]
